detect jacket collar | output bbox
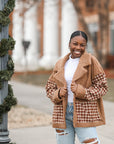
[53,51,92,87]
[72,51,91,83]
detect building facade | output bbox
[10,0,114,71]
[11,0,78,71]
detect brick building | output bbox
[10,0,114,71]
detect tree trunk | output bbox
[71,0,98,57]
[98,0,109,68]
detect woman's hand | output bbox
[59,87,67,98]
[71,82,78,94]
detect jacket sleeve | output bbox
[75,56,108,101]
[45,62,62,104]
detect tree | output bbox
[72,0,98,56]
[72,0,109,68]
[98,0,109,67]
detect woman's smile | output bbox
[73,50,81,55]
[69,35,87,58]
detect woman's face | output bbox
[69,35,87,58]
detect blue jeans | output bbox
[55,103,100,144]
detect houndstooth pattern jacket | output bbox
[45,52,108,129]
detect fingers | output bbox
[59,83,78,98]
[60,87,67,98]
[71,82,76,86]
[71,83,78,93]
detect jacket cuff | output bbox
[75,84,86,99]
[53,88,62,104]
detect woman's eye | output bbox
[80,44,84,47]
[73,43,78,45]
[80,44,86,47]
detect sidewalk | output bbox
[9,81,114,144]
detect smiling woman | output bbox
[69,31,87,58]
[45,30,108,144]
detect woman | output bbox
[45,30,108,144]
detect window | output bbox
[110,20,114,55]
[110,29,114,55]
[87,32,97,54]
[87,23,98,54]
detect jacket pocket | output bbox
[75,101,101,123]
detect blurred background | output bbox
[8,0,114,143]
[8,0,114,100]
[9,0,114,70]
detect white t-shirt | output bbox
[64,56,80,102]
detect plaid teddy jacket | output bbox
[45,52,108,129]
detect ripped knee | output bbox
[82,138,98,144]
[56,129,68,136]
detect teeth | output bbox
[74,51,80,54]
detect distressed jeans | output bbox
[55,103,100,144]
